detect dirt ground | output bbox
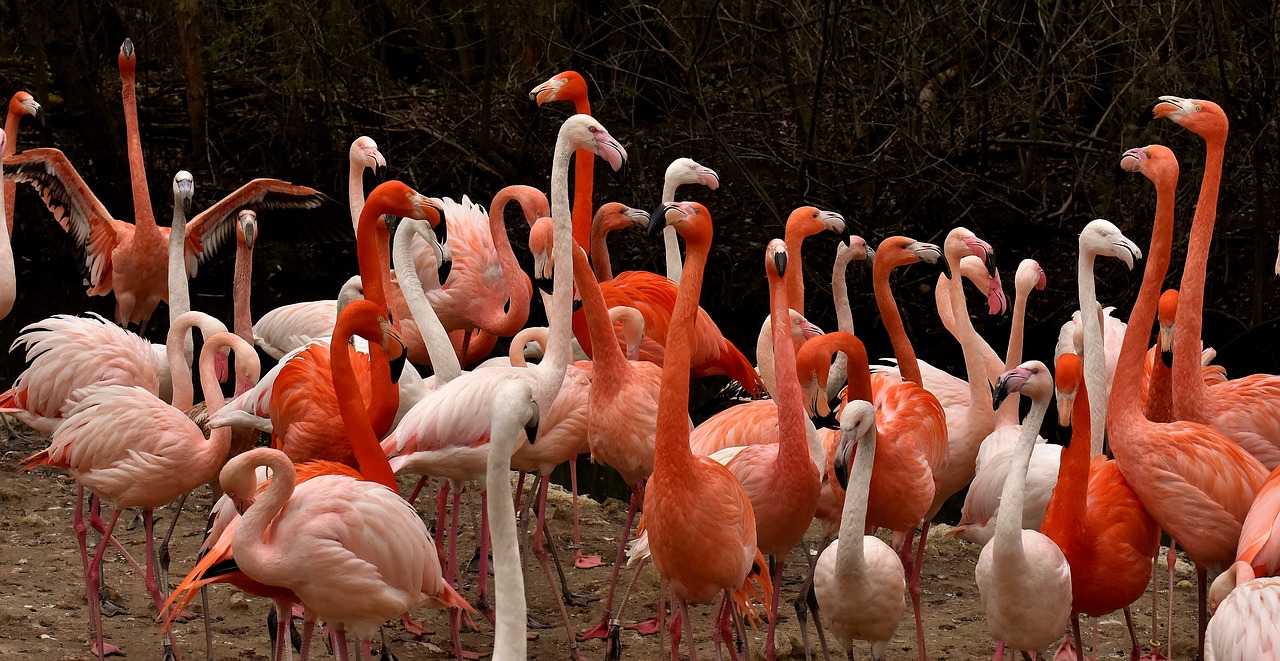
[0,430,1204,661]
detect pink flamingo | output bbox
[781,206,845,316]
[1140,290,1227,423]
[3,90,41,235]
[1112,143,1267,658]
[1204,561,1280,661]
[20,329,258,659]
[979,361,1073,658]
[815,400,906,661]
[346,136,386,235]
[1143,96,1280,470]
[250,276,363,359]
[0,129,13,319]
[640,201,770,661]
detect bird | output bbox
[485,380,541,661]
[815,400,906,661]
[251,275,364,360]
[781,205,845,317]
[346,136,386,235]
[640,201,771,661]
[1140,289,1228,423]
[588,200,656,282]
[706,239,821,661]
[1112,143,1267,659]
[0,129,13,319]
[929,253,1008,386]
[1144,95,1280,470]
[977,360,1073,658]
[1041,352,1161,659]
[1204,561,1280,661]
[530,70,596,252]
[20,329,258,660]
[4,90,42,235]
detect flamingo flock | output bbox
[1,38,1279,661]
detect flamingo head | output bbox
[172,171,194,220]
[10,91,43,126]
[1079,218,1142,271]
[957,255,1008,315]
[1141,96,1228,139]
[350,136,386,175]
[992,360,1052,410]
[791,310,824,342]
[1054,353,1083,427]
[528,217,555,295]
[366,181,447,244]
[593,202,648,235]
[1013,259,1046,311]
[1209,561,1256,614]
[945,227,997,279]
[787,206,847,240]
[220,449,267,516]
[648,201,711,246]
[530,71,587,106]
[118,38,136,72]
[832,399,877,490]
[561,115,627,173]
[839,234,872,265]
[335,276,364,314]
[906,239,943,265]
[666,158,720,191]
[1158,289,1179,366]
[236,210,257,250]
[766,239,788,278]
[1119,144,1178,190]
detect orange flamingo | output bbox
[707,239,820,661]
[782,206,845,316]
[531,71,596,252]
[641,201,770,661]
[1112,143,1267,658]
[20,329,257,659]
[1042,353,1160,659]
[1144,95,1280,470]
[3,90,41,235]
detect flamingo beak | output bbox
[773,250,788,277]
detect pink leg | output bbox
[569,459,603,569]
[1167,542,1177,661]
[360,639,373,661]
[669,602,683,661]
[1195,565,1207,661]
[407,475,430,506]
[476,490,496,625]
[993,640,1006,661]
[765,556,785,661]
[273,602,291,661]
[513,472,527,512]
[333,628,350,661]
[143,508,184,660]
[531,477,585,660]
[87,507,125,659]
[718,591,741,661]
[681,597,699,661]
[579,486,642,641]
[448,488,463,584]
[911,521,931,661]
[300,617,315,661]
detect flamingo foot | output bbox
[526,632,539,641]
[399,613,433,637]
[563,590,599,608]
[91,641,124,657]
[100,595,129,618]
[1053,636,1080,661]
[155,607,197,624]
[459,650,483,660]
[574,552,605,569]
[577,619,610,641]
[624,618,661,636]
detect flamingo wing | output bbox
[3,148,120,292]
[1238,467,1280,576]
[184,178,325,274]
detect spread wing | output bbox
[2,148,120,291]
[184,178,325,273]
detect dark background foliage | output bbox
[1,0,1277,435]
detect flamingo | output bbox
[251,275,364,360]
[346,136,386,235]
[486,380,540,661]
[705,239,820,661]
[929,254,1008,383]
[589,200,656,282]
[2,40,320,328]
[815,400,906,661]
[823,233,871,402]
[781,206,845,316]
[530,71,596,252]
[382,114,624,659]
[639,201,770,661]
[978,361,1073,658]
[4,90,41,235]
[1143,96,1280,470]
[20,329,258,659]
[0,129,13,320]
[1204,561,1280,661]
[1112,143,1267,658]
[1041,353,1161,659]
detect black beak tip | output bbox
[389,340,407,383]
[1161,350,1173,368]
[572,298,583,312]
[833,461,849,491]
[990,381,1006,411]
[938,256,952,280]
[985,254,999,280]
[437,260,453,285]
[646,207,667,241]
[435,213,448,245]
[525,422,540,444]
[383,215,401,237]
[534,277,554,296]
[1137,100,1159,127]
[774,252,788,277]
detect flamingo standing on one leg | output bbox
[1112,143,1267,659]
[3,90,41,235]
[1142,96,1280,470]
[978,361,1073,658]
[20,329,258,660]
[815,400,906,661]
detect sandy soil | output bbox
[0,430,1203,661]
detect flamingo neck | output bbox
[120,66,156,231]
[653,234,709,476]
[330,322,399,491]
[945,251,996,417]
[233,239,253,344]
[589,214,627,282]
[166,314,227,411]
[832,251,854,334]
[542,126,577,375]
[354,205,392,310]
[769,267,811,474]
[568,92,594,253]
[835,426,875,573]
[1043,380,1091,541]
[1110,172,1177,425]
[348,158,366,234]
[231,451,296,584]
[0,155,10,316]
[872,257,923,385]
[1172,135,1224,416]
[392,221,461,382]
[782,226,811,317]
[659,178,684,283]
[193,333,252,474]
[996,280,1030,426]
[993,389,1050,567]
[1077,250,1109,456]
[2,106,19,232]
[488,400,528,661]
[478,189,533,336]
[572,245,627,394]
[167,201,190,332]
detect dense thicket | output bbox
[1,0,1276,414]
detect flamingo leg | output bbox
[87,507,125,659]
[711,593,727,661]
[433,481,450,564]
[1072,612,1085,659]
[87,494,135,616]
[360,639,373,661]
[765,556,785,661]
[909,521,931,661]
[475,490,496,625]
[669,600,683,661]
[407,475,430,507]
[579,484,642,642]
[993,640,1006,661]
[569,458,603,569]
[718,591,740,661]
[1195,565,1207,661]
[1167,542,1177,660]
[793,534,833,661]
[143,507,185,661]
[300,616,316,661]
[158,492,191,618]
[681,596,699,661]
[531,479,586,660]
[333,628,350,661]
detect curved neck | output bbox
[1172,135,1225,414]
[393,221,461,382]
[994,390,1050,565]
[487,403,527,661]
[166,314,227,411]
[232,452,296,585]
[193,333,251,469]
[769,269,808,465]
[573,245,627,381]
[233,238,253,344]
[1077,250,1108,456]
[833,252,854,334]
[120,64,155,231]
[354,206,392,310]
[996,282,1031,426]
[478,190,533,335]
[1045,380,1090,537]
[653,234,709,476]
[873,256,922,385]
[944,251,995,416]
[660,179,683,283]
[167,202,190,330]
[0,154,12,315]
[835,427,875,572]
[330,322,399,491]
[589,214,628,282]
[1111,172,1177,423]
[348,158,366,235]
[543,127,578,374]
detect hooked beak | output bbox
[698,166,721,190]
[648,204,678,241]
[1119,148,1145,173]
[593,129,628,173]
[1139,95,1186,127]
[991,369,1030,411]
[1055,390,1075,427]
[910,241,943,266]
[22,98,43,127]
[1159,323,1175,367]
[387,334,407,383]
[1113,240,1141,270]
[773,250,788,277]
[820,210,846,233]
[437,255,452,285]
[529,78,562,104]
[623,207,650,227]
[988,273,1008,315]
